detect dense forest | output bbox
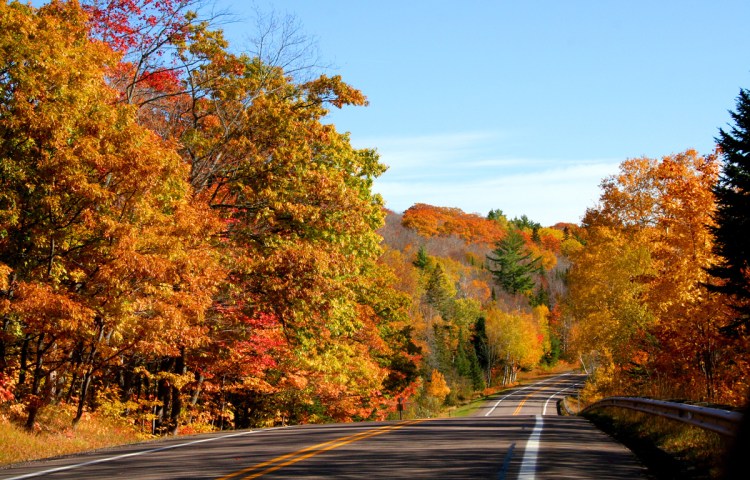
[1,0,748,436]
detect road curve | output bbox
[479,373,647,479]
[0,373,647,479]
[480,372,586,417]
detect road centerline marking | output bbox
[218,420,422,480]
[518,415,543,480]
[542,385,575,415]
[484,373,571,416]
[512,383,555,416]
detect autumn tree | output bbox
[0,0,571,431]
[402,204,505,245]
[0,0,220,429]
[566,224,655,376]
[82,0,416,426]
[82,0,211,107]
[483,308,543,385]
[568,151,747,403]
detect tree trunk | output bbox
[0,318,7,374]
[17,334,30,386]
[155,377,171,434]
[73,370,93,426]
[190,372,204,406]
[24,335,46,430]
[168,384,181,435]
[167,349,186,435]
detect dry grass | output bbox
[584,407,730,479]
[0,404,146,467]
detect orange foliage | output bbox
[402,204,505,245]
[570,150,749,405]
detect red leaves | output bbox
[0,374,15,403]
[83,0,185,53]
[138,69,181,93]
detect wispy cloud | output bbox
[353,131,621,225]
[354,131,510,171]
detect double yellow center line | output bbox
[219,420,422,479]
[512,384,553,415]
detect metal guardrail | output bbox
[581,396,744,437]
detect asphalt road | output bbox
[480,372,586,417]
[1,373,648,479]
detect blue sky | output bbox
[194,2,746,224]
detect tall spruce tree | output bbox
[710,88,750,327]
[487,229,541,295]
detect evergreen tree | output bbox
[472,317,488,370]
[487,209,506,222]
[455,329,484,389]
[509,215,541,231]
[413,245,429,269]
[710,88,750,328]
[532,226,541,244]
[424,263,455,318]
[487,230,542,295]
[530,285,550,308]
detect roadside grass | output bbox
[583,408,729,480]
[0,404,145,467]
[447,395,486,417]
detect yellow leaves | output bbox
[536,247,558,271]
[484,307,544,370]
[302,74,368,110]
[568,150,750,402]
[561,237,583,256]
[1,0,426,427]
[567,223,656,366]
[237,376,275,395]
[0,263,11,291]
[425,369,450,402]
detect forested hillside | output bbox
[1,0,748,444]
[377,204,580,416]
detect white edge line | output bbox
[541,386,575,416]
[484,373,571,417]
[3,428,280,480]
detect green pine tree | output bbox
[424,263,455,318]
[413,245,429,269]
[486,230,542,295]
[710,88,750,328]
